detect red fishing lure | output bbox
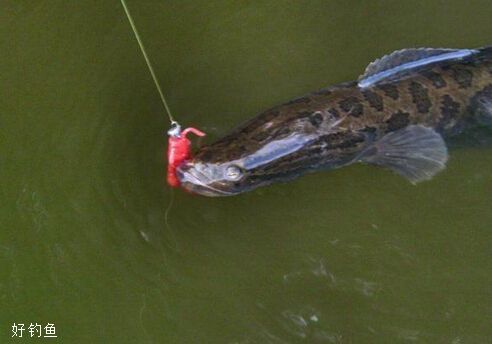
[167,124,205,187]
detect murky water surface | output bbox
[2,1,492,342]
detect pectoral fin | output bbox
[357,125,448,184]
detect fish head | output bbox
[177,95,371,196]
[175,109,321,196]
[177,130,321,196]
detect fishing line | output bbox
[163,188,180,252]
[120,0,180,251]
[120,0,176,125]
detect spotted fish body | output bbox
[177,47,492,196]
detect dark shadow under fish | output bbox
[177,46,492,196]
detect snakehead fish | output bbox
[177,47,492,196]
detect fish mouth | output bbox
[176,163,235,197]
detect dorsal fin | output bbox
[358,48,478,88]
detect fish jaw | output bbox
[176,162,238,197]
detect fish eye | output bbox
[224,165,243,181]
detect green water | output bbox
[2,0,492,342]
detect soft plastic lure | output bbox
[167,123,206,187]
